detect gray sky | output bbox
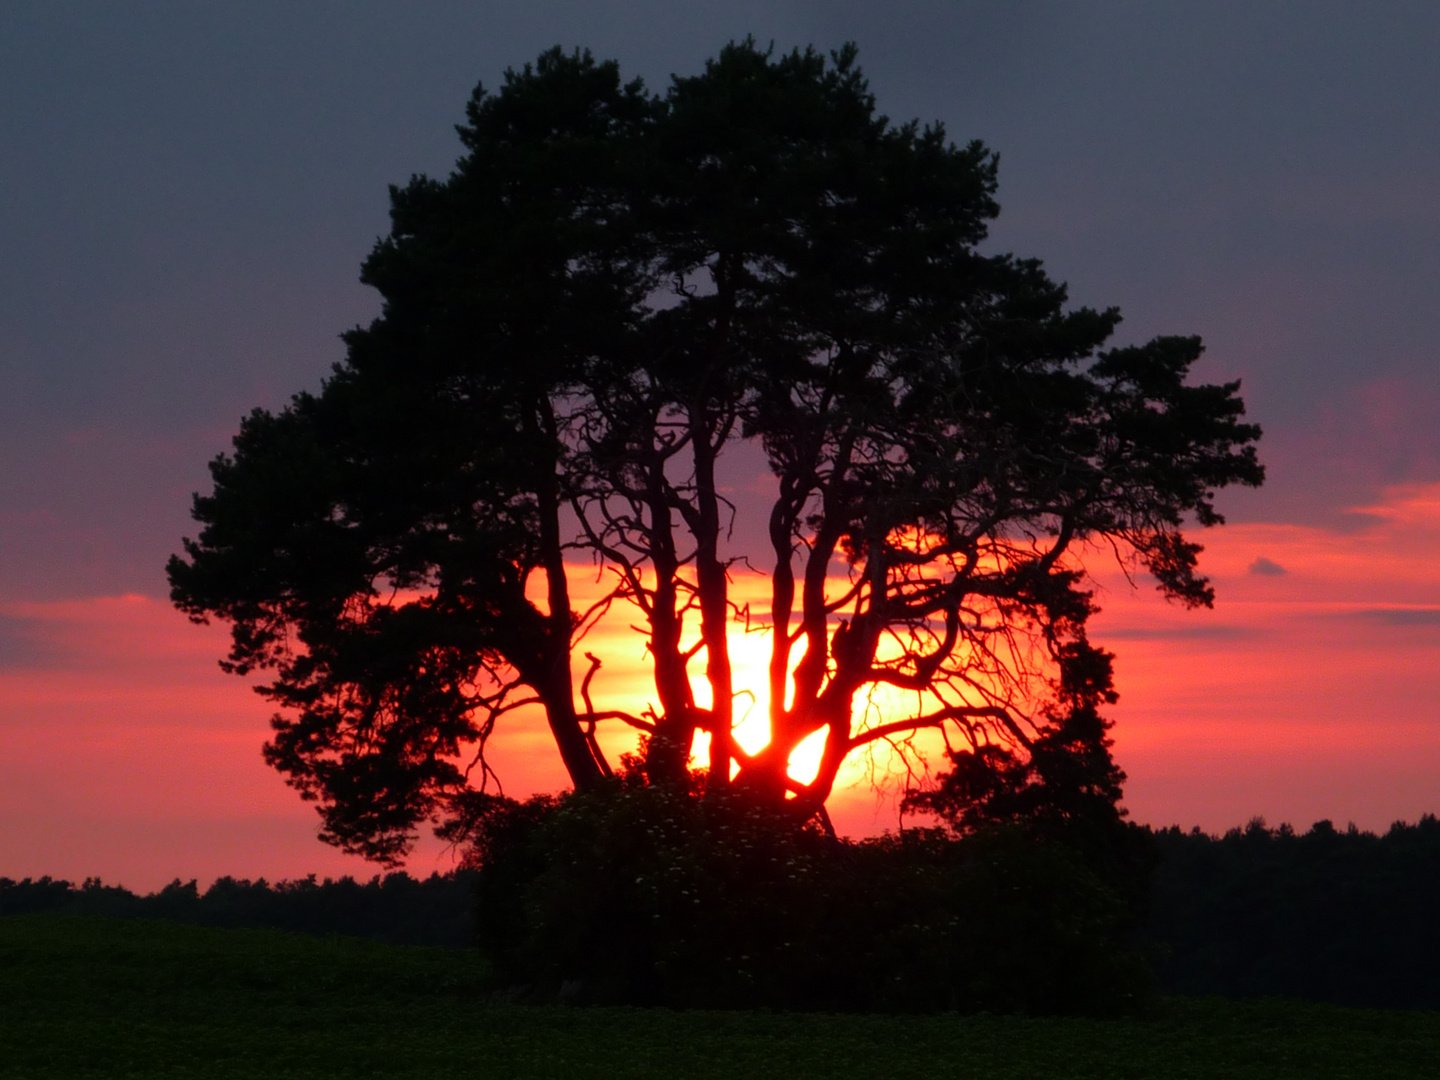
[5,1,1439,600]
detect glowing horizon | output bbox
[6,482,1440,891]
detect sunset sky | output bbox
[4,3,1440,891]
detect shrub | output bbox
[468,784,1154,1014]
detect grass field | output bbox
[2,915,1437,1078]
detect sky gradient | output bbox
[3,2,1440,889]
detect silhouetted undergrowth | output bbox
[468,785,1153,1014]
[8,812,1440,1012]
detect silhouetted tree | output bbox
[169,42,1262,865]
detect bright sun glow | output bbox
[679,619,921,788]
[556,566,951,793]
[683,626,777,767]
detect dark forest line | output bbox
[0,869,479,948]
[5,815,1439,1009]
[1143,814,1440,1008]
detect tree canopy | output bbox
[169,42,1262,865]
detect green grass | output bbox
[2,915,1437,1078]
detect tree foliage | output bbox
[169,42,1262,865]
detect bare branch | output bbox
[847,704,1021,751]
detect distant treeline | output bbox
[1143,815,1440,1009]
[5,816,1440,1009]
[0,871,478,948]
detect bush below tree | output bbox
[468,784,1154,1014]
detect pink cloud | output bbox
[1091,482,1440,832]
[0,594,458,890]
